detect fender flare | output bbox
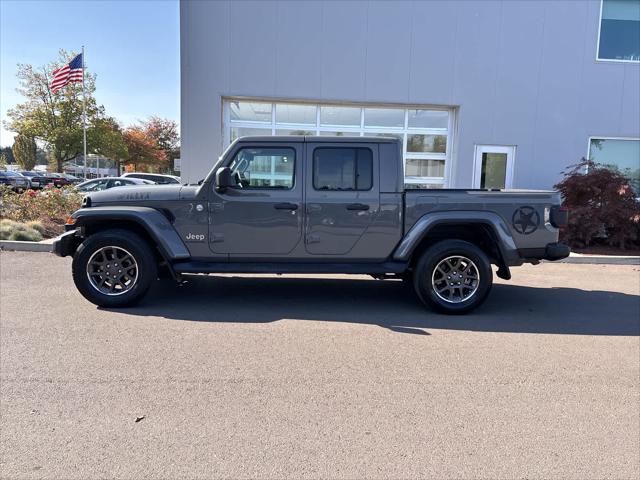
[71,206,190,261]
[392,211,520,267]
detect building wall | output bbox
[180,0,640,187]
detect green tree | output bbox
[12,134,37,170]
[91,117,128,174]
[0,152,7,170]
[0,146,15,164]
[4,50,118,172]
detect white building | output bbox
[180,0,640,190]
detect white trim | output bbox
[472,145,516,189]
[587,135,640,159]
[596,0,640,63]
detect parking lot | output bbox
[1,251,638,479]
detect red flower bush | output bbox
[554,159,640,249]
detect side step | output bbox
[172,261,408,275]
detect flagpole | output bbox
[82,45,87,179]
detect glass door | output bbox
[473,145,516,189]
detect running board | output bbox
[172,261,407,275]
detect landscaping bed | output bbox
[0,185,82,240]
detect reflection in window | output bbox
[364,108,404,128]
[589,138,640,192]
[229,102,272,122]
[313,148,372,191]
[231,127,272,142]
[318,131,361,137]
[275,104,316,125]
[407,134,447,153]
[405,159,445,177]
[229,148,295,189]
[320,106,361,127]
[407,110,448,129]
[598,0,640,61]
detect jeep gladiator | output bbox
[53,136,570,314]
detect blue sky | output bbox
[0,0,180,147]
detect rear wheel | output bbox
[413,240,493,314]
[72,229,158,307]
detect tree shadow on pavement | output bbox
[117,275,640,336]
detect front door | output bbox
[473,145,516,189]
[304,142,379,255]
[209,143,303,255]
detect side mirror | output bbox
[215,167,233,193]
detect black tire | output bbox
[413,240,493,315]
[72,229,158,307]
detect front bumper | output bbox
[52,230,79,257]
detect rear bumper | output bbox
[52,230,79,257]
[544,242,571,261]
[519,242,571,262]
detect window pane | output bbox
[405,159,445,177]
[589,138,640,192]
[319,131,361,137]
[275,129,314,136]
[313,148,372,191]
[407,134,447,153]
[480,153,507,189]
[320,106,361,127]
[364,108,404,128]
[275,104,316,125]
[229,148,295,189]
[407,110,448,129]
[372,132,404,142]
[229,101,272,122]
[404,183,444,190]
[230,127,272,142]
[599,0,640,61]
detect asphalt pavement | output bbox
[1,252,639,479]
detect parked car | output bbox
[62,173,83,184]
[122,172,181,184]
[53,136,570,312]
[19,171,46,189]
[76,177,154,192]
[0,171,30,191]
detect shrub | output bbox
[9,227,43,242]
[0,185,82,238]
[25,220,46,235]
[0,218,44,242]
[554,159,640,249]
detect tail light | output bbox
[550,206,569,228]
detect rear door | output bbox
[304,142,380,255]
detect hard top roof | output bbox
[233,135,402,144]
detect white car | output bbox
[76,177,153,192]
[121,172,181,185]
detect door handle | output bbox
[346,203,370,211]
[274,202,298,210]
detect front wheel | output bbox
[413,240,493,314]
[72,229,158,307]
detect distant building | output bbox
[180,0,639,190]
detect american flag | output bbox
[50,53,83,93]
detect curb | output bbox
[0,240,53,253]
[556,254,640,265]
[1,240,639,265]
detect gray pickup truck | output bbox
[53,136,569,314]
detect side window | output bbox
[313,148,373,191]
[229,147,295,189]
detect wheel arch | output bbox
[393,212,519,280]
[71,207,190,262]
